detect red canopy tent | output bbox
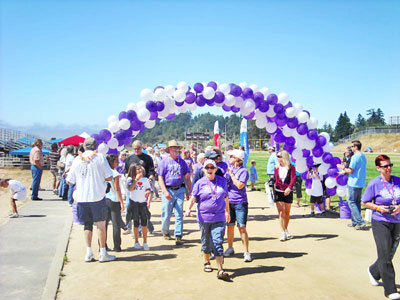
[58,135,86,146]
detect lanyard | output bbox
[383,177,398,205]
[206,179,217,198]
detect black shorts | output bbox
[274,190,293,204]
[129,201,148,227]
[77,198,108,223]
[310,196,323,204]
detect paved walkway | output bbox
[58,192,399,300]
[0,191,71,300]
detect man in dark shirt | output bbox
[48,143,61,194]
[124,140,155,178]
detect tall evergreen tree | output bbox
[334,111,354,140]
[355,114,367,130]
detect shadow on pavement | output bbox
[227,265,285,279]
[292,233,339,241]
[21,214,47,218]
[228,251,308,260]
[116,253,177,262]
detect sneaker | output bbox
[163,233,173,240]
[310,211,315,217]
[355,224,367,230]
[347,223,356,227]
[224,247,235,257]
[280,231,287,242]
[9,213,19,218]
[134,242,142,250]
[99,252,116,262]
[285,230,292,240]
[123,229,132,235]
[367,267,379,286]
[175,236,183,246]
[244,252,252,262]
[142,243,150,250]
[85,253,94,262]
[113,247,122,252]
[389,293,400,300]
[31,197,42,201]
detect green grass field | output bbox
[247,151,400,209]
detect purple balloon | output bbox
[284,101,293,109]
[312,146,324,158]
[301,171,308,180]
[307,129,319,140]
[322,152,333,164]
[193,82,204,93]
[139,123,146,133]
[146,101,158,112]
[156,101,165,112]
[91,133,103,144]
[306,156,314,168]
[287,117,298,129]
[126,110,137,121]
[283,143,295,154]
[196,96,206,107]
[153,85,164,92]
[114,130,127,141]
[123,137,132,145]
[317,135,327,147]
[149,111,158,121]
[222,105,232,112]
[274,103,284,114]
[266,93,278,105]
[275,133,286,143]
[99,129,112,142]
[107,148,118,155]
[130,120,141,131]
[297,123,308,135]
[331,157,342,167]
[214,91,225,103]
[336,174,348,186]
[302,149,311,157]
[276,116,288,127]
[230,84,242,97]
[327,167,338,177]
[303,110,311,117]
[286,136,296,147]
[242,88,254,99]
[258,101,269,112]
[175,101,184,107]
[118,111,127,120]
[205,98,215,106]
[207,81,217,91]
[244,112,255,120]
[254,92,264,102]
[305,178,312,189]
[326,187,337,196]
[166,113,175,120]
[231,106,240,113]
[185,92,196,104]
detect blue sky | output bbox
[1,0,399,137]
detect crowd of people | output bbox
[1,137,400,296]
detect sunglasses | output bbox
[205,166,216,170]
[277,155,282,158]
[133,148,141,151]
[380,163,393,168]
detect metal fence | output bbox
[336,127,400,145]
[0,155,50,170]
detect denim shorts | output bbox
[199,222,225,256]
[227,202,248,227]
[77,198,108,223]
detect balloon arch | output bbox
[91,81,348,197]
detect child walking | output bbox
[306,164,325,216]
[250,160,258,191]
[0,178,27,218]
[126,164,153,250]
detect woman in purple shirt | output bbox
[185,159,230,281]
[362,155,400,300]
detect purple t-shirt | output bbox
[362,175,400,223]
[193,162,203,175]
[157,155,189,187]
[217,161,228,175]
[226,166,249,204]
[184,157,194,173]
[192,175,227,223]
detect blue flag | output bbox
[240,119,249,167]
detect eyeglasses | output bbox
[380,163,393,168]
[133,147,141,151]
[277,155,282,158]
[205,166,216,170]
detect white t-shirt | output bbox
[9,180,27,200]
[65,153,75,170]
[67,151,113,203]
[278,166,289,182]
[106,169,121,202]
[308,171,323,197]
[128,177,151,203]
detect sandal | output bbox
[217,269,230,281]
[204,262,213,272]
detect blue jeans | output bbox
[30,165,42,199]
[348,186,365,226]
[125,192,132,230]
[161,187,185,237]
[67,183,75,205]
[199,222,225,256]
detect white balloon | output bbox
[164,97,175,110]
[314,156,323,164]
[131,130,139,137]
[126,102,137,111]
[218,83,230,94]
[107,138,118,149]
[259,87,270,97]
[254,110,266,120]
[323,142,334,152]
[98,143,109,155]
[173,89,186,102]
[336,186,347,197]
[304,139,316,150]
[137,101,146,109]
[297,111,309,123]
[140,89,153,101]
[188,103,197,111]
[117,145,124,151]
[158,108,170,118]
[137,109,150,122]
[265,122,277,134]
[319,163,330,176]
[308,117,318,129]
[118,118,130,130]
[282,125,295,137]
[278,93,289,105]
[293,103,303,112]
[325,177,337,189]
[108,122,119,133]
[164,85,175,97]
[177,105,187,113]
[177,81,189,92]
[107,115,118,124]
[296,160,308,173]
[154,88,167,101]
[234,97,245,109]
[255,117,267,128]
[243,99,255,112]
[145,120,155,129]
[306,188,312,196]
[203,87,215,100]
[285,107,296,118]
[224,94,235,106]
[249,84,259,93]
[266,106,276,117]
[239,82,248,89]
[292,149,303,160]
[320,132,331,143]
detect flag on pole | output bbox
[240,119,250,167]
[214,121,220,147]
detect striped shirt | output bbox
[49,151,60,171]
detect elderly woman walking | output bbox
[185,159,230,281]
[362,155,400,300]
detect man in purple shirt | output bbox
[157,140,192,245]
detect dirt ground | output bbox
[57,192,397,300]
[0,169,53,225]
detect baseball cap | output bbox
[268,146,275,151]
[205,150,218,159]
[203,159,217,168]
[227,149,245,160]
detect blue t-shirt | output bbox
[267,153,278,175]
[250,165,258,182]
[348,152,367,188]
